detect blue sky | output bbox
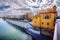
[0,4,10,10]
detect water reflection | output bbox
[0,18,31,40]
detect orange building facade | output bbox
[32,6,57,36]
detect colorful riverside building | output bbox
[32,5,57,37]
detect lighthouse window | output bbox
[44,14,50,19]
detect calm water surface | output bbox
[0,18,31,40]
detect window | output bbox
[44,14,50,19]
[36,17,37,19]
[47,23,49,25]
[42,22,44,24]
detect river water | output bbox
[0,18,32,40]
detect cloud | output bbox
[0,0,60,16]
[56,0,60,6]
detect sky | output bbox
[0,0,60,16]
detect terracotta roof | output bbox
[39,8,57,14]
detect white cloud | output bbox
[0,0,60,16]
